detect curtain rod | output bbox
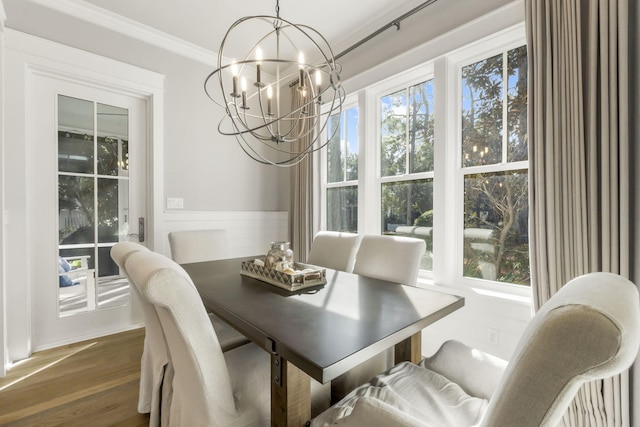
[334,0,438,60]
[289,0,438,87]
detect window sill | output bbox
[416,276,533,307]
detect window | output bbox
[325,105,359,232]
[320,25,528,289]
[58,95,131,315]
[380,79,435,271]
[460,45,529,285]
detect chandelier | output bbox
[204,0,345,167]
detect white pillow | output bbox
[311,362,488,427]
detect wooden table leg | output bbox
[394,332,422,364]
[271,355,311,427]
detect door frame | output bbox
[7,30,164,355]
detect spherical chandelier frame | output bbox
[204,9,345,167]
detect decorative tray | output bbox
[240,260,327,292]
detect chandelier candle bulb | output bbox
[315,70,322,103]
[255,46,264,87]
[267,84,273,116]
[231,60,239,97]
[298,52,305,87]
[241,77,248,109]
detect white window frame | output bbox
[318,22,531,298]
[368,65,436,277]
[442,24,530,297]
[319,94,359,231]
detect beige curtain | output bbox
[289,86,314,262]
[525,0,631,425]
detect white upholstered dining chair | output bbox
[168,229,230,264]
[126,249,271,427]
[311,272,640,427]
[331,234,427,401]
[111,241,170,425]
[352,234,426,286]
[168,228,251,352]
[306,231,363,273]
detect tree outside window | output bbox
[461,45,529,285]
[380,79,435,271]
[326,106,358,232]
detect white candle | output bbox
[298,52,305,87]
[267,84,273,115]
[315,70,322,100]
[256,47,263,84]
[231,59,239,96]
[241,77,248,108]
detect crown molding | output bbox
[30,0,217,66]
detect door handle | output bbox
[138,217,145,242]
[126,217,145,242]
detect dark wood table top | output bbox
[182,256,464,384]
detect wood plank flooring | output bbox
[0,328,150,426]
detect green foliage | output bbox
[58,134,126,244]
[380,80,434,177]
[413,210,433,227]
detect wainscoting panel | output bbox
[159,210,289,259]
[418,281,533,361]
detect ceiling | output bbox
[3,0,438,62]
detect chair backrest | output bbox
[110,241,149,274]
[112,242,171,423]
[168,229,230,264]
[307,231,363,273]
[480,272,640,427]
[352,234,426,285]
[126,250,237,426]
[110,241,155,330]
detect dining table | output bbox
[181,256,464,427]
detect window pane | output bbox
[462,54,503,167]
[58,132,94,174]
[59,175,95,245]
[97,103,129,176]
[507,46,528,162]
[327,107,358,184]
[58,95,94,174]
[382,179,433,271]
[97,137,129,176]
[346,107,359,181]
[463,171,529,285]
[59,247,94,315]
[381,89,407,176]
[327,186,357,232]
[96,247,130,309]
[327,113,343,183]
[98,178,127,244]
[409,80,434,173]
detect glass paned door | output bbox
[57,95,131,316]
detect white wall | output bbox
[159,211,288,259]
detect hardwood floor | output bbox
[0,328,150,426]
